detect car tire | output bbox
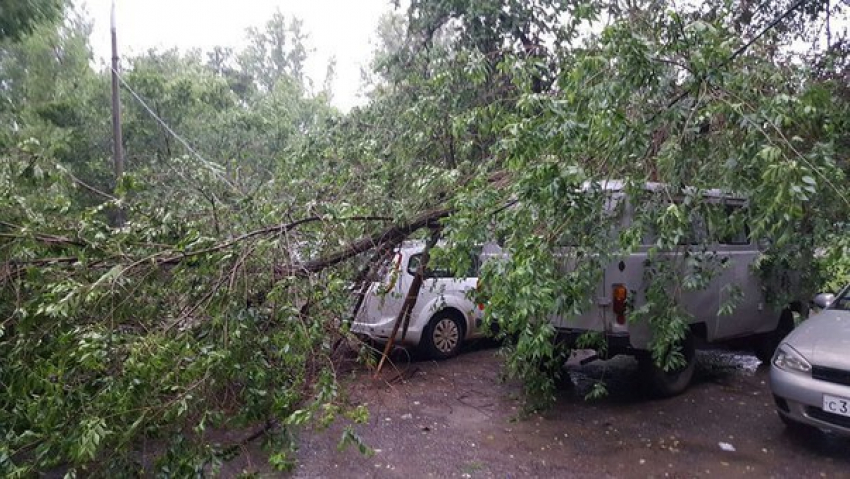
[754,309,794,364]
[639,334,697,398]
[421,311,464,360]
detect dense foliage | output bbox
[0,5,372,476]
[435,0,850,406]
[1,0,847,475]
[0,0,62,41]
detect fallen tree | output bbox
[0,157,481,475]
[2,0,847,475]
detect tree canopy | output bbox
[1,0,848,475]
[0,0,62,41]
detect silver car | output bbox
[770,285,850,436]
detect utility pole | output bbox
[110,0,125,226]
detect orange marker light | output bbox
[612,284,627,325]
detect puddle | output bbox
[696,349,762,375]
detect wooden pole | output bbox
[374,229,441,378]
[110,0,125,226]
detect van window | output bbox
[641,201,749,246]
[684,211,709,245]
[719,205,750,245]
[640,210,708,246]
[703,203,750,245]
[556,194,624,246]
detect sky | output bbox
[81,0,394,111]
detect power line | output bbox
[722,0,810,67]
[111,66,242,195]
[654,0,811,119]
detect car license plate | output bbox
[822,394,850,418]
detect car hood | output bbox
[784,309,850,370]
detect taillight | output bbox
[612,284,627,325]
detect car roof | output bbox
[398,240,428,254]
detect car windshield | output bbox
[831,286,850,311]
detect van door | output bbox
[645,205,720,331]
[678,247,722,333]
[710,204,772,339]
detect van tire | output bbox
[639,334,696,398]
[753,310,794,364]
[421,311,464,360]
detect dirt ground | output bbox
[275,342,850,479]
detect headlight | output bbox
[772,344,812,374]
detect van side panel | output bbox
[713,247,777,339]
[556,245,770,351]
[603,248,720,349]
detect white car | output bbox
[351,243,487,359]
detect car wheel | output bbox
[639,334,696,398]
[754,309,794,364]
[421,311,464,360]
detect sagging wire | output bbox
[111,66,243,196]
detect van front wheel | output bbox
[639,334,696,398]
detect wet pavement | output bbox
[287,344,849,478]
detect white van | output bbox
[552,181,801,396]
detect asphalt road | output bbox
[291,344,850,478]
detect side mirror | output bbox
[812,293,835,309]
